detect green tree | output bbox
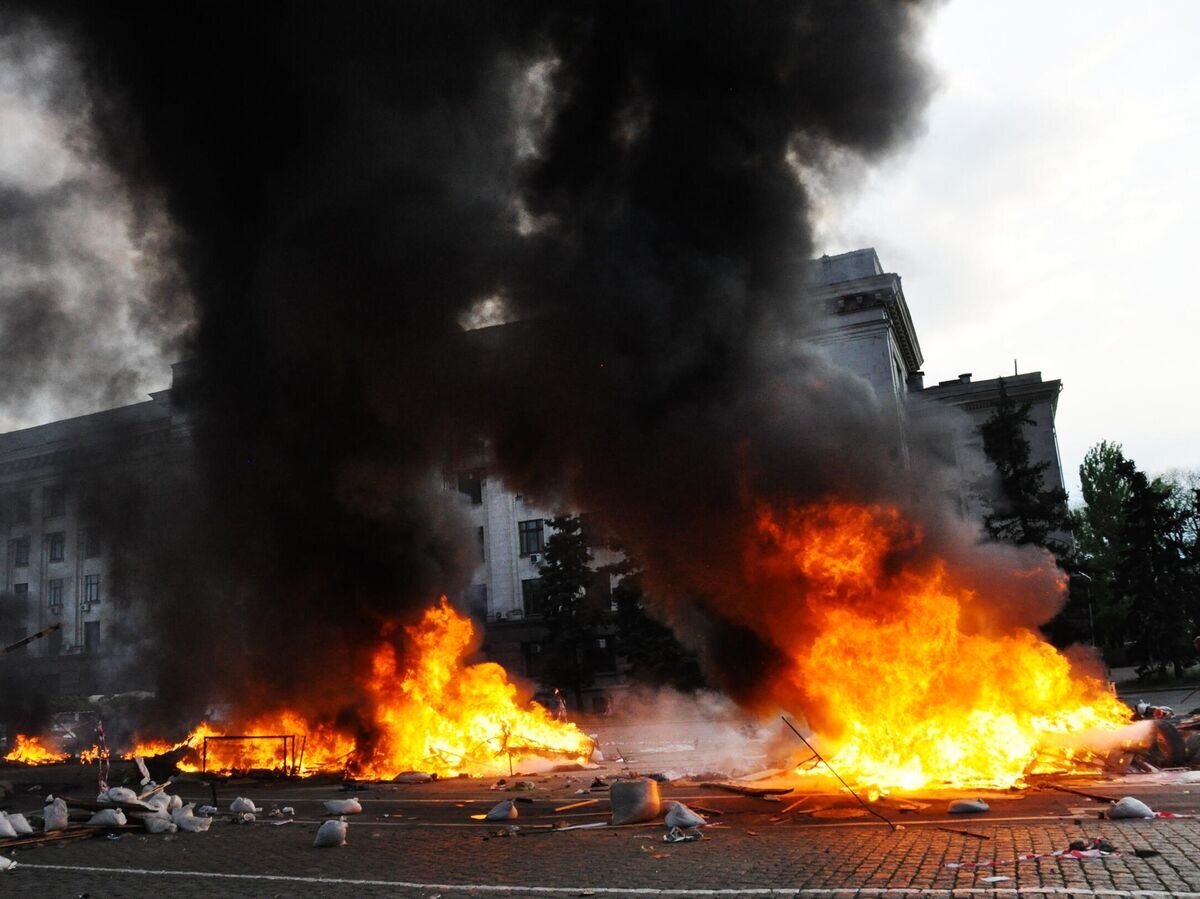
[1115,459,1194,678]
[609,560,707,693]
[1071,441,1134,650]
[537,514,599,710]
[978,379,1071,553]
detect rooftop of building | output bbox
[806,248,885,287]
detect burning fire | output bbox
[3,734,68,765]
[129,599,591,778]
[753,501,1131,792]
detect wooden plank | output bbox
[553,799,600,812]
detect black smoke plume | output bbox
[4,1,985,733]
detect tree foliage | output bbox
[537,514,600,709]
[610,560,707,693]
[978,379,1070,552]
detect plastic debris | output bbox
[611,778,661,825]
[44,797,69,833]
[485,800,518,821]
[1108,797,1154,820]
[198,806,218,817]
[230,797,262,814]
[323,798,363,815]
[948,799,990,815]
[86,809,127,827]
[314,818,348,847]
[513,780,536,791]
[981,876,1010,883]
[946,837,1120,869]
[663,827,702,843]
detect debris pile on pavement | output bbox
[313,817,348,848]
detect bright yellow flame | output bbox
[755,501,1131,792]
[144,598,591,778]
[4,734,68,764]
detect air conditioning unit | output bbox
[49,603,63,615]
[529,554,539,563]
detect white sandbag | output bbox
[663,801,706,829]
[610,778,661,825]
[230,797,261,814]
[146,793,171,812]
[948,799,990,815]
[175,815,212,833]
[0,816,17,840]
[1108,796,1154,819]
[4,814,32,837]
[143,813,176,834]
[323,798,363,815]
[106,787,139,804]
[313,818,347,847]
[0,856,15,872]
[44,798,69,833]
[171,803,195,826]
[167,794,183,812]
[86,808,127,827]
[485,800,518,821]
[198,805,218,817]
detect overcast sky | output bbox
[817,0,1200,498]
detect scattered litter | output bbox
[86,809,127,827]
[1135,849,1161,858]
[0,856,15,872]
[44,797,69,833]
[323,798,363,815]
[1108,797,1154,820]
[663,827,702,843]
[946,837,1120,869]
[392,772,434,784]
[198,806,218,817]
[230,797,261,814]
[234,813,256,824]
[554,799,600,812]
[105,833,122,841]
[589,778,609,791]
[938,826,989,840]
[313,818,348,848]
[699,782,792,798]
[610,779,661,825]
[948,799,990,815]
[281,807,295,816]
[745,830,760,836]
[980,876,1010,883]
[485,800,518,821]
[811,808,867,819]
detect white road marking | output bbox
[11,865,1200,897]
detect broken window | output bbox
[456,471,483,504]
[518,519,544,556]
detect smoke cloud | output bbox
[0,2,1071,740]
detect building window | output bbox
[47,578,64,610]
[83,529,101,559]
[518,519,545,556]
[84,620,100,654]
[44,485,66,518]
[11,537,30,568]
[456,471,483,505]
[47,532,66,563]
[13,490,31,525]
[521,577,547,616]
[83,573,101,605]
[476,526,485,564]
[13,582,28,601]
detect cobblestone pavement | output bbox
[4,774,1200,898]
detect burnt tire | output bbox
[1144,720,1187,768]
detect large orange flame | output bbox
[753,500,1130,792]
[4,734,68,765]
[129,599,591,778]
